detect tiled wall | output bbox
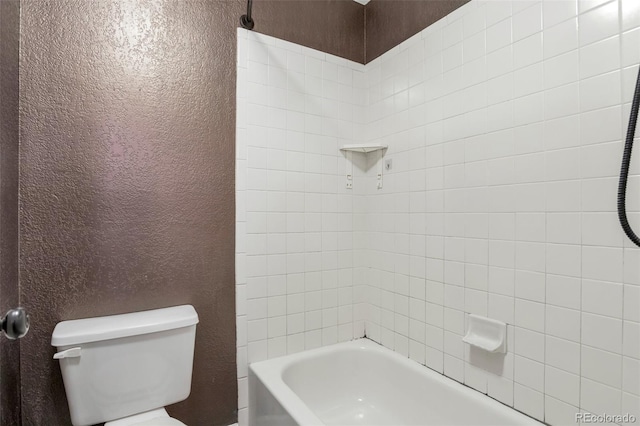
[237,0,640,424]
[235,28,367,424]
[362,0,639,423]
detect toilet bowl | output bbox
[52,305,198,426]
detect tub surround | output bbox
[361,1,639,423]
[238,1,640,424]
[236,28,368,424]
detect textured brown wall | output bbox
[18,0,364,425]
[254,0,365,63]
[365,0,471,62]
[0,0,21,424]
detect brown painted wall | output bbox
[18,0,363,425]
[0,0,21,424]
[365,0,471,62]
[254,0,365,63]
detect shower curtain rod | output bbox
[240,0,255,30]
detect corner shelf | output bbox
[339,144,388,190]
[340,144,387,153]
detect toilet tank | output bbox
[51,305,199,426]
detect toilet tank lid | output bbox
[51,305,199,347]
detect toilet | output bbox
[51,305,199,426]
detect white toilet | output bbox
[51,305,199,426]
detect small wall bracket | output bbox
[376,149,383,189]
[346,151,353,189]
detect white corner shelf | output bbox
[340,144,388,190]
[340,144,388,153]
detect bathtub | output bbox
[249,338,542,426]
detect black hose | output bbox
[240,0,255,30]
[618,66,640,248]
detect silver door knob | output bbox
[1,307,29,340]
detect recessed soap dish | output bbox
[462,314,507,353]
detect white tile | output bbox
[515,270,545,302]
[512,3,542,42]
[544,50,579,89]
[581,377,623,416]
[622,392,640,419]
[546,305,580,342]
[488,375,514,406]
[582,279,623,318]
[624,249,640,285]
[580,71,621,113]
[485,1,512,27]
[582,312,623,354]
[464,31,486,63]
[546,213,581,244]
[546,274,581,309]
[513,62,544,97]
[582,246,623,283]
[514,383,544,421]
[544,114,580,150]
[544,396,579,426]
[486,18,512,53]
[581,345,623,389]
[624,285,640,322]
[545,365,580,406]
[623,356,640,395]
[487,45,514,79]
[579,36,620,79]
[515,327,545,362]
[513,32,543,71]
[581,141,625,180]
[578,1,620,47]
[543,18,577,59]
[622,0,640,31]
[515,355,545,391]
[622,29,640,68]
[544,80,579,120]
[464,5,486,36]
[545,147,581,182]
[543,0,577,29]
[580,106,622,147]
[623,320,640,359]
[579,0,614,14]
[444,354,464,382]
[546,334,581,375]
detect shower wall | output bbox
[235,29,368,423]
[237,0,640,424]
[362,0,640,423]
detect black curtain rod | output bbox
[240,0,254,30]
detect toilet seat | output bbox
[130,417,186,426]
[105,408,186,426]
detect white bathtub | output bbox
[249,338,542,426]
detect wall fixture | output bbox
[340,144,387,190]
[462,314,507,354]
[240,0,254,30]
